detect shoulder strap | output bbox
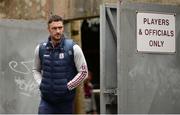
[63,38,78,73]
[63,38,76,59]
[39,42,47,65]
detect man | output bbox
[32,15,88,114]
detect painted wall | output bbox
[0,0,117,20]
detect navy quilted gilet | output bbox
[39,37,77,104]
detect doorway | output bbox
[81,18,100,113]
[81,18,100,89]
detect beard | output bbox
[52,34,61,41]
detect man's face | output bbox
[48,21,64,41]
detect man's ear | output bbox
[47,26,50,32]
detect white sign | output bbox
[137,12,175,53]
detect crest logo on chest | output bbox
[59,53,64,59]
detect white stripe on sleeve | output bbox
[67,44,88,90]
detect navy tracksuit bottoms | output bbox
[38,98,74,114]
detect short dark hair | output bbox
[48,15,63,25]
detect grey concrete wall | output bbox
[0,19,48,113]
